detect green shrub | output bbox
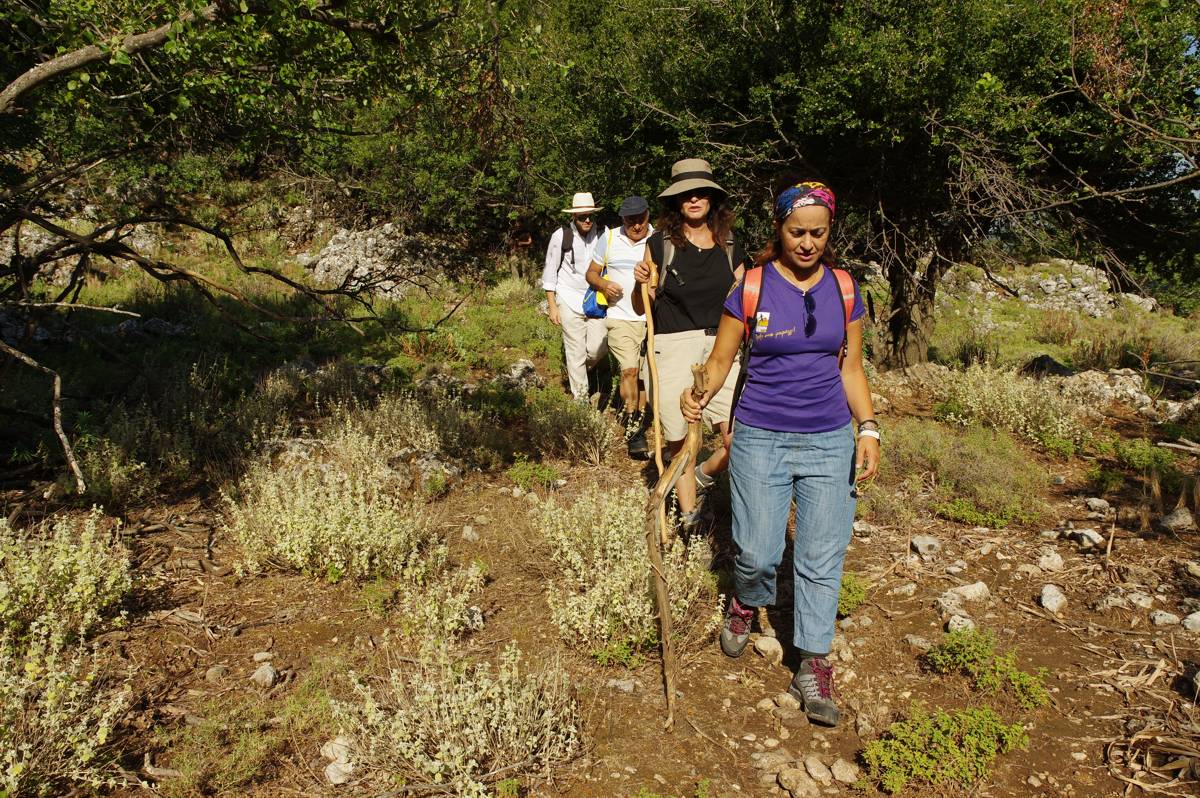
[0,627,131,797]
[860,419,1047,529]
[1087,465,1125,495]
[1114,438,1176,475]
[535,486,721,664]
[930,364,1090,454]
[0,510,132,796]
[333,644,580,798]
[526,388,619,466]
[863,706,1028,794]
[838,572,868,616]
[0,509,131,642]
[924,629,1049,710]
[506,456,560,492]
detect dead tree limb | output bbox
[644,364,707,731]
[0,340,85,493]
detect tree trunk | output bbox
[880,245,946,370]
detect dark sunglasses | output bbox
[575,214,592,221]
[802,291,817,337]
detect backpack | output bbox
[559,221,606,270]
[729,265,857,425]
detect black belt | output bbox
[703,326,718,336]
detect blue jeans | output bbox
[729,421,856,655]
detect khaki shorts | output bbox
[650,329,740,442]
[606,319,647,371]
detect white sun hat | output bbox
[562,192,601,214]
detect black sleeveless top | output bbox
[647,230,749,335]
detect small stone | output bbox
[474,515,490,525]
[511,486,524,498]
[1182,612,1200,632]
[743,733,758,742]
[1071,751,1087,762]
[778,767,820,798]
[1038,549,1064,572]
[935,592,965,617]
[758,697,778,712]
[253,651,273,663]
[774,706,807,728]
[775,692,802,711]
[1074,528,1105,550]
[890,582,917,597]
[1095,591,1131,612]
[950,581,990,602]
[755,636,785,664]
[1085,497,1111,513]
[1051,475,1067,485]
[1040,584,1068,615]
[1128,592,1154,609]
[524,492,539,504]
[910,535,941,557]
[853,520,880,537]
[1162,507,1197,532]
[553,478,567,488]
[830,758,860,784]
[1151,610,1181,627]
[1186,562,1200,579]
[751,748,794,773]
[945,559,967,575]
[858,616,874,628]
[1016,564,1042,578]
[204,665,229,683]
[764,737,780,749]
[855,713,875,738]
[249,663,278,688]
[839,617,856,630]
[803,754,833,786]
[461,525,479,542]
[903,634,933,653]
[325,761,353,786]
[606,678,637,693]
[320,736,352,763]
[947,615,976,632]
[1039,529,1061,541]
[1028,774,1042,788]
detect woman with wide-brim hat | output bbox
[633,158,749,530]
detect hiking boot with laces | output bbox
[626,413,650,459]
[720,597,755,658]
[694,462,715,493]
[788,656,840,727]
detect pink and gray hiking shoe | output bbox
[719,597,755,658]
[788,656,840,726]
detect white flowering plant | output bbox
[536,486,722,664]
[333,643,580,797]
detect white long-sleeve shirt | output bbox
[541,222,602,314]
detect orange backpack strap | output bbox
[741,266,764,341]
[832,267,856,367]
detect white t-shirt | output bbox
[590,225,653,322]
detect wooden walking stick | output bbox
[641,273,665,478]
[645,364,708,730]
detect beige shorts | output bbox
[606,319,647,371]
[650,329,740,442]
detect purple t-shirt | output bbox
[723,264,865,433]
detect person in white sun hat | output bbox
[542,192,608,401]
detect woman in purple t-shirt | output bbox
[682,179,879,728]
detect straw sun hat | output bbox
[657,158,727,200]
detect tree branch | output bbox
[0,5,222,115]
[0,340,85,493]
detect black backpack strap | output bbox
[558,222,573,268]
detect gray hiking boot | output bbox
[680,501,714,535]
[694,462,716,493]
[788,657,840,727]
[720,597,755,658]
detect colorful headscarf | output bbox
[774,181,837,222]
